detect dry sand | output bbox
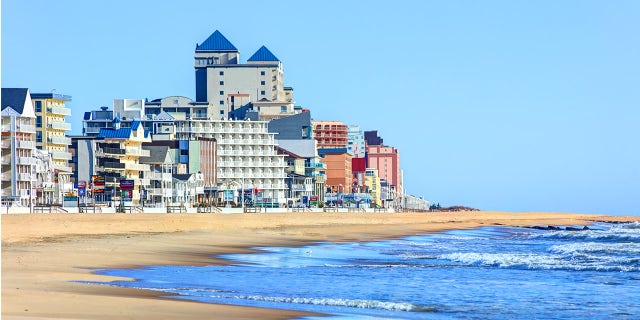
[2,211,638,319]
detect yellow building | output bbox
[96,119,151,206]
[31,92,73,201]
[364,168,382,207]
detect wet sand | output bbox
[2,211,637,319]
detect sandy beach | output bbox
[2,211,638,319]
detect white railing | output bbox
[18,157,36,165]
[125,147,150,157]
[47,106,71,116]
[17,124,36,133]
[17,173,33,181]
[51,152,72,160]
[18,140,36,149]
[48,122,71,131]
[47,136,71,145]
[125,163,150,171]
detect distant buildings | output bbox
[1,29,429,211]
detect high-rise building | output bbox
[348,125,366,158]
[366,145,402,196]
[194,30,295,119]
[30,92,74,201]
[1,88,37,207]
[312,120,349,149]
[30,92,73,173]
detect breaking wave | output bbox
[211,294,436,312]
[438,252,640,272]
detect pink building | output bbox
[366,145,402,195]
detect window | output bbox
[219,110,224,115]
[219,100,224,105]
[35,101,42,113]
[219,91,224,95]
[219,71,224,76]
[36,116,42,127]
[260,71,266,76]
[281,106,287,113]
[260,90,265,95]
[261,81,265,85]
[36,131,42,143]
[219,81,224,85]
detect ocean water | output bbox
[93,222,640,319]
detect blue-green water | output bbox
[92,222,640,319]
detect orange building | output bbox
[312,120,348,149]
[318,148,352,193]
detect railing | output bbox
[166,205,187,213]
[125,147,150,157]
[33,205,68,213]
[102,162,125,169]
[101,147,126,155]
[17,173,33,181]
[47,122,71,131]
[18,140,36,149]
[17,157,36,165]
[47,106,71,116]
[47,136,71,145]
[17,125,36,133]
[51,151,72,160]
[125,163,149,171]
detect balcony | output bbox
[102,162,126,170]
[47,136,71,145]
[125,162,149,171]
[52,164,72,172]
[98,147,126,156]
[17,124,36,133]
[47,122,72,131]
[125,147,150,157]
[47,106,71,116]
[17,173,33,181]
[17,140,36,149]
[1,140,10,149]
[51,151,72,160]
[17,157,36,165]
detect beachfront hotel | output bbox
[1,89,37,207]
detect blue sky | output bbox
[3,1,639,215]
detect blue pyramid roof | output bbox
[248,46,279,62]
[196,30,237,51]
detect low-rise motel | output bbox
[1,30,429,213]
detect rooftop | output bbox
[196,30,238,51]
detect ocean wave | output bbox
[213,294,436,312]
[528,227,640,242]
[438,252,640,272]
[549,242,640,255]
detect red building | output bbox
[312,120,348,149]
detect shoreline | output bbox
[2,211,638,319]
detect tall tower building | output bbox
[194,30,294,119]
[30,93,73,173]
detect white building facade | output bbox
[174,119,287,203]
